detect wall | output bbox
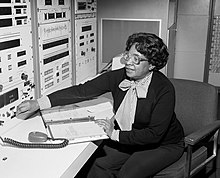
[97,0,170,73]
[174,0,210,81]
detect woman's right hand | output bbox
[16,100,40,120]
[95,116,115,138]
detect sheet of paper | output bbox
[42,101,114,122]
[85,102,114,119]
[42,107,91,122]
[43,100,114,143]
[48,121,108,144]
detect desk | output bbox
[0,97,112,177]
[0,97,113,178]
[0,115,98,178]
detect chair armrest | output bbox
[185,121,220,146]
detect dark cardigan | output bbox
[48,68,184,151]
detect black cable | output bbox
[0,136,69,149]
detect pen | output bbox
[45,116,95,125]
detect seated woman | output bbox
[16,32,184,178]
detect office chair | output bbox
[102,58,220,177]
[154,78,220,178]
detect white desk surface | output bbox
[0,115,98,178]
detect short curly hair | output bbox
[125,32,169,71]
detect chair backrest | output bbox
[169,78,218,136]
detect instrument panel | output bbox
[0,0,35,124]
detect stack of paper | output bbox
[48,121,108,144]
[42,100,114,144]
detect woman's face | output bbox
[125,44,154,80]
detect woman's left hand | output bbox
[95,117,115,137]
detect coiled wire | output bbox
[0,137,69,149]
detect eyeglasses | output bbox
[121,52,148,65]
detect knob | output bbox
[91,47,95,52]
[21,73,28,81]
[81,51,86,56]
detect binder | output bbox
[41,98,114,144]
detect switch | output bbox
[81,51,86,56]
[91,47,95,52]
[21,73,28,81]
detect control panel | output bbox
[0,0,97,126]
[74,0,97,84]
[37,0,72,96]
[0,0,35,125]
